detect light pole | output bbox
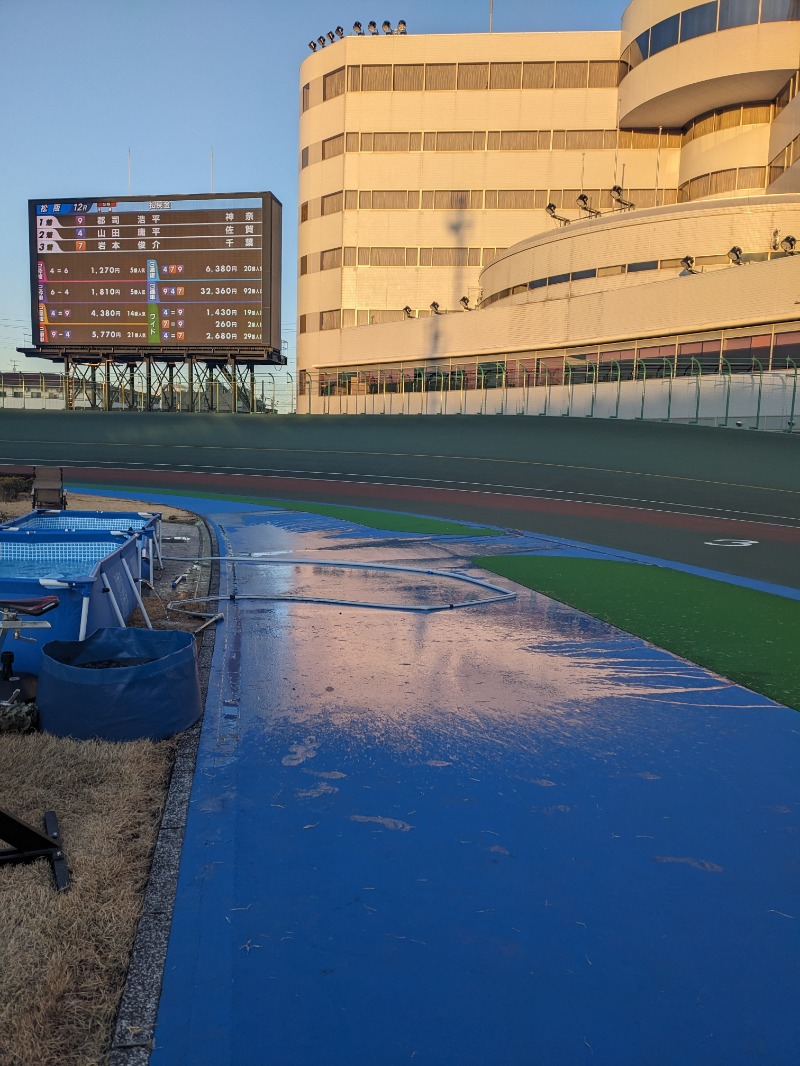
[286,371,294,413]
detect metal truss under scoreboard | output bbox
[19,349,286,413]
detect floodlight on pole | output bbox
[368,21,378,34]
[610,184,635,209]
[317,36,326,47]
[397,19,407,33]
[353,21,364,34]
[727,246,743,265]
[576,193,600,218]
[546,202,570,226]
[382,20,392,33]
[308,40,317,51]
[335,25,345,37]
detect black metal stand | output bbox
[0,808,70,891]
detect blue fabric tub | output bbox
[37,628,202,741]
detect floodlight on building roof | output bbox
[309,40,317,51]
[680,255,699,274]
[403,305,413,317]
[576,193,601,218]
[317,36,326,47]
[335,25,345,37]
[781,235,797,254]
[368,21,379,33]
[610,184,635,210]
[459,296,471,309]
[397,19,407,33]
[382,20,392,33]
[727,245,743,265]
[546,202,570,226]
[353,21,364,33]
[430,301,441,314]
[327,30,336,43]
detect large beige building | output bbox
[297,1,800,411]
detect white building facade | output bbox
[297,2,800,425]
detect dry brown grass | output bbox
[0,732,175,1066]
[0,491,196,523]
[0,489,203,1064]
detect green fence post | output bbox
[751,357,764,429]
[588,361,597,418]
[721,358,733,427]
[786,357,797,432]
[609,360,621,418]
[690,356,702,423]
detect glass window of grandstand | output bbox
[718,0,759,30]
[680,1,718,40]
[650,13,679,53]
[761,0,800,21]
[629,28,650,68]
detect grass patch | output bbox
[0,733,175,1065]
[73,483,496,536]
[474,556,800,711]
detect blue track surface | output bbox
[75,489,800,1064]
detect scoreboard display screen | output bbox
[28,191,281,357]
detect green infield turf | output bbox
[474,556,800,712]
[73,484,497,536]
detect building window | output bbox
[457,63,489,90]
[680,1,717,40]
[436,131,473,151]
[361,64,392,91]
[649,14,680,54]
[322,134,344,160]
[425,63,457,90]
[320,248,342,270]
[588,61,619,88]
[394,64,423,91]
[555,61,588,88]
[323,67,345,101]
[374,132,411,151]
[522,62,554,88]
[490,62,522,89]
[718,0,759,30]
[347,65,361,91]
[762,0,800,20]
[321,191,343,215]
[302,83,310,112]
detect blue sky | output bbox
[0,0,624,372]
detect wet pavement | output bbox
[137,503,800,1066]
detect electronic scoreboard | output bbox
[27,191,282,359]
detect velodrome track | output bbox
[4,410,800,1062]
[1,410,798,588]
